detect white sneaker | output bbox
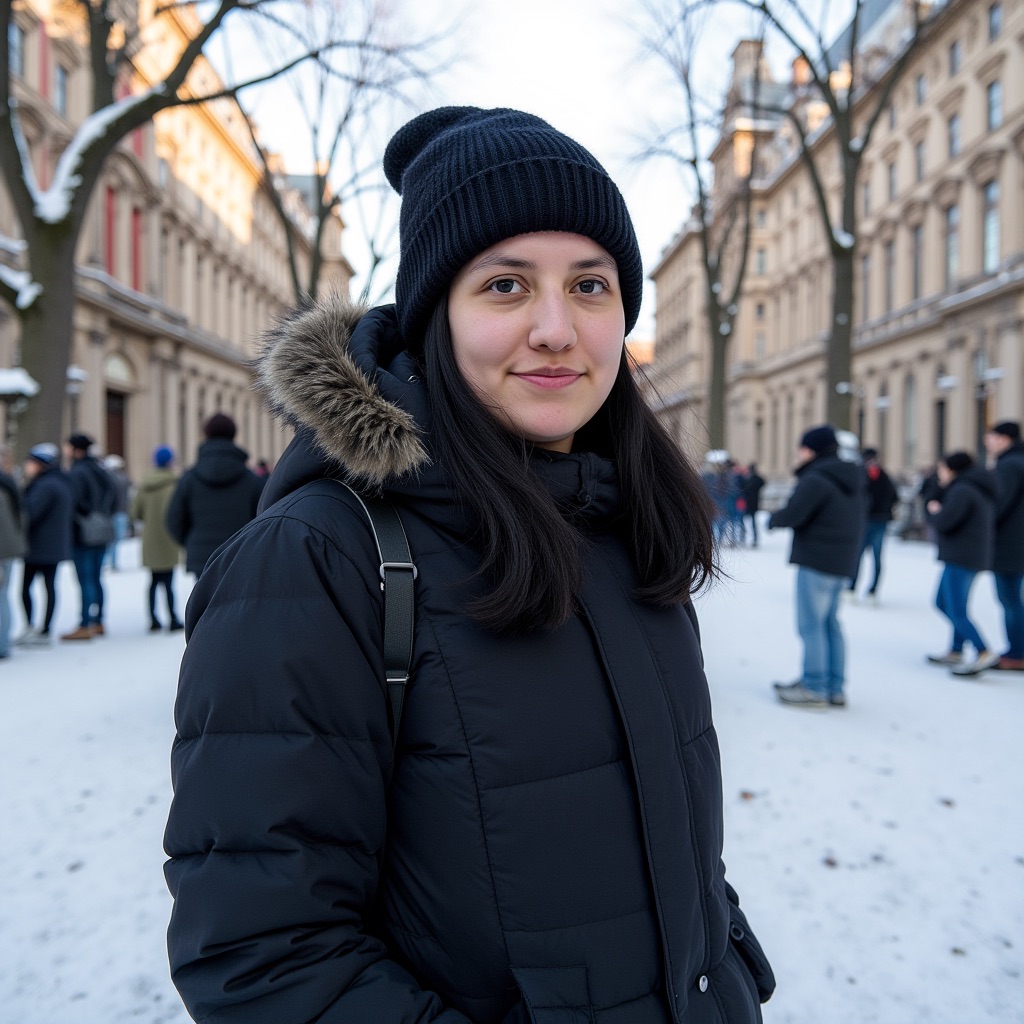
[950,650,1000,677]
[14,629,50,647]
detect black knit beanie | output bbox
[383,106,644,345]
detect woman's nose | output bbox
[529,294,576,351]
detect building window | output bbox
[887,161,897,202]
[131,207,142,292]
[948,113,962,158]
[982,180,1000,274]
[862,180,871,217]
[887,103,896,129]
[915,73,926,106]
[55,63,68,116]
[944,204,959,289]
[903,375,918,468]
[914,141,925,183]
[756,302,765,320]
[8,21,24,78]
[911,224,923,300]
[861,253,871,320]
[949,39,961,76]
[755,331,766,360]
[756,248,766,275]
[988,2,1002,39]
[105,187,116,276]
[986,81,1002,131]
[755,209,766,227]
[884,240,895,313]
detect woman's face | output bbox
[447,232,625,453]
[937,462,954,486]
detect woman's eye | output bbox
[576,280,605,295]
[489,279,523,294]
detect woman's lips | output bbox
[514,371,582,389]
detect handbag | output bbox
[76,510,116,547]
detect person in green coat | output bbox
[131,446,183,632]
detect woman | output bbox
[164,107,774,1024]
[130,445,184,632]
[16,443,73,647]
[926,451,998,675]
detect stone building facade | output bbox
[649,0,1023,481]
[1,1,352,477]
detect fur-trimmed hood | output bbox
[256,298,430,500]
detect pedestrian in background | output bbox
[17,443,73,647]
[102,453,132,571]
[62,433,116,641]
[983,421,1024,671]
[741,462,765,547]
[0,445,26,659]
[131,446,183,633]
[926,451,998,675]
[769,425,865,708]
[847,447,898,603]
[165,412,263,579]
[164,105,774,1024]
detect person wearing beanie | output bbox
[61,432,116,641]
[847,448,899,603]
[925,452,999,674]
[164,412,262,578]
[982,422,1024,670]
[767,424,865,708]
[16,443,74,647]
[129,447,184,633]
[164,107,774,1024]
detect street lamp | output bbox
[66,364,88,432]
[0,367,40,451]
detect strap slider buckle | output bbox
[379,561,418,583]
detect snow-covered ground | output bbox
[0,525,1021,1023]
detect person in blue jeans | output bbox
[768,426,865,708]
[925,451,998,676]
[984,422,1024,671]
[847,448,898,602]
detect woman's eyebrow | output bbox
[468,254,617,273]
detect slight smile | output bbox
[513,370,583,389]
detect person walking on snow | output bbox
[163,105,775,1024]
[847,447,898,603]
[983,421,1024,671]
[925,451,999,676]
[0,447,26,658]
[131,446,184,633]
[769,425,865,708]
[740,462,765,547]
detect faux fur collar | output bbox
[256,295,429,488]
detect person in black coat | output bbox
[740,463,765,547]
[164,413,263,578]
[0,447,25,658]
[17,443,73,646]
[847,448,899,601]
[925,451,998,675]
[768,425,865,708]
[983,421,1024,670]
[163,107,774,1024]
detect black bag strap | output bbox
[340,483,416,749]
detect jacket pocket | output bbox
[510,965,594,1024]
[725,884,776,1004]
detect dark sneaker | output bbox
[774,682,829,708]
[149,621,163,633]
[829,693,847,707]
[951,650,1000,676]
[992,656,1024,671]
[927,651,962,666]
[168,619,185,632]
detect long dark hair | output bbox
[422,299,716,633]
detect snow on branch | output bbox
[30,86,166,225]
[833,229,856,250]
[0,236,27,256]
[0,263,42,309]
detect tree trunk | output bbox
[15,232,79,457]
[826,248,855,431]
[706,324,729,451]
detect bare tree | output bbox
[232,0,451,307]
[725,0,932,428]
[0,1,354,450]
[638,2,766,451]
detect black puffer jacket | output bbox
[992,443,1024,574]
[163,301,774,1024]
[768,453,865,578]
[24,466,74,564]
[164,438,263,575]
[928,467,997,572]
